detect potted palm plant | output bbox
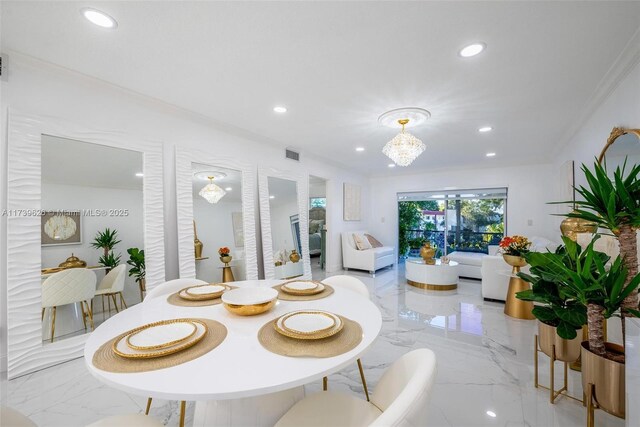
[561,160,640,323]
[91,228,122,272]
[532,236,640,422]
[516,245,586,362]
[127,247,145,301]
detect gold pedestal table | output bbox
[502,255,535,320]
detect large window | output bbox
[397,188,507,257]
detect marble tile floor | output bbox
[1,264,625,427]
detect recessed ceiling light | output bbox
[269,195,275,199]
[459,42,485,57]
[388,163,396,168]
[81,8,117,29]
[225,187,232,191]
[478,126,493,133]
[273,106,287,113]
[356,147,365,152]
[486,152,496,157]
[135,172,144,177]
[486,410,497,418]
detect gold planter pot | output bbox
[534,322,582,404]
[582,342,625,426]
[502,255,535,320]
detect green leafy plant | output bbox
[516,246,588,339]
[126,247,145,282]
[558,159,640,314]
[526,236,640,359]
[91,228,122,258]
[99,251,121,269]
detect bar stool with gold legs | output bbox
[41,269,97,342]
[534,323,583,404]
[145,398,187,427]
[320,275,372,401]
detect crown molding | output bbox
[551,26,640,159]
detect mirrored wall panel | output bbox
[267,176,305,280]
[601,132,640,177]
[308,175,327,273]
[40,135,144,344]
[191,163,247,282]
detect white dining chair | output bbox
[94,265,127,318]
[41,268,97,342]
[143,278,208,302]
[320,275,371,400]
[0,406,37,427]
[0,406,164,427]
[275,348,437,427]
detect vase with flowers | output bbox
[499,235,532,268]
[218,247,232,265]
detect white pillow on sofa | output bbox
[353,233,372,250]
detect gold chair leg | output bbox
[322,376,328,391]
[111,294,120,313]
[106,295,111,317]
[41,308,45,322]
[79,302,87,330]
[84,301,95,330]
[357,358,370,402]
[145,397,152,415]
[101,295,105,320]
[119,292,128,309]
[50,306,57,343]
[179,401,186,427]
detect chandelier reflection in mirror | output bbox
[382,119,426,166]
[199,176,226,204]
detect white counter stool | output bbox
[41,268,97,342]
[320,275,371,401]
[275,348,437,427]
[94,265,127,318]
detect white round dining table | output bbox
[84,279,382,426]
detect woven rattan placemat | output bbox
[92,318,226,373]
[258,315,362,358]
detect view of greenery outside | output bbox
[310,197,327,208]
[398,198,505,258]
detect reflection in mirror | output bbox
[192,163,246,283]
[268,176,303,280]
[309,176,327,275]
[601,132,640,177]
[41,135,143,343]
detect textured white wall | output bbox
[0,54,371,370]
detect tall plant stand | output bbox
[534,335,583,404]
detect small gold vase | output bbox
[220,255,232,266]
[560,211,597,241]
[289,250,300,263]
[420,243,436,265]
[193,220,204,259]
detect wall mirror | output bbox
[6,111,166,378]
[258,168,311,280]
[176,149,258,282]
[598,127,640,174]
[308,175,328,273]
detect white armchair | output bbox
[341,232,395,277]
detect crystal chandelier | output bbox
[199,176,226,203]
[382,119,426,166]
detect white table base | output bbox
[405,258,459,291]
[193,387,304,427]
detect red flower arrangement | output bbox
[218,247,230,256]
[498,235,531,257]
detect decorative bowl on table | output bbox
[221,287,278,316]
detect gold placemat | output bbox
[166,285,236,307]
[273,284,335,301]
[258,315,362,358]
[92,318,227,373]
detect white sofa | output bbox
[446,251,485,279]
[481,237,559,302]
[341,231,395,277]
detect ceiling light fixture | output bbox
[273,106,287,113]
[459,42,485,57]
[356,147,365,152]
[478,126,493,132]
[382,119,426,167]
[269,195,275,199]
[388,163,396,168]
[81,8,117,29]
[225,187,232,191]
[199,176,226,204]
[135,172,144,177]
[486,411,497,418]
[486,152,496,157]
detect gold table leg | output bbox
[357,359,370,402]
[145,397,152,415]
[504,275,535,320]
[179,401,186,427]
[222,266,235,282]
[322,376,328,391]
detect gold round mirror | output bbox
[598,127,640,167]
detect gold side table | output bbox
[502,255,535,320]
[221,266,235,283]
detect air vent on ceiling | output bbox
[285,148,300,162]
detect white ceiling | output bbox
[4,1,640,174]
[42,135,143,190]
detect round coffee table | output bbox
[405,258,459,291]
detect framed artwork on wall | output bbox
[41,211,82,246]
[343,182,361,221]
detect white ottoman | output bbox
[405,258,459,291]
